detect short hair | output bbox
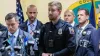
[64,9,75,16]
[5,12,19,21]
[27,4,36,10]
[78,8,89,15]
[48,1,62,10]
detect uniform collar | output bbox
[51,18,64,29]
[27,19,37,26]
[78,22,89,31]
[71,21,75,27]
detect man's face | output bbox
[77,10,88,24]
[48,6,61,21]
[26,7,38,21]
[6,18,19,34]
[64,11,74,23]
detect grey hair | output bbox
[5,12,19,22]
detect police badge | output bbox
[69,27,74,34]
[87,31,91,35]
[58,28,62,35]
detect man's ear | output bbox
[59,10,62,15]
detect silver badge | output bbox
[58,28,62,35]
[69,27,74,34]
[86,31,91,35]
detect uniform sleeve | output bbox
[87,30,95,56]
[53,26,76,56]
[38,25,45,55]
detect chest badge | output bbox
[58,28,62,35]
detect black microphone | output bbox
[14,46,21,52]
[3,39,10,47]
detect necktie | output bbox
[76,28,82,46]
[9,35,15,56]
[10,35,15,46]
[30,24,34,35]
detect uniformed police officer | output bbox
[38,1,76,56]
[74,8,95,56]
[88,13,100,56]
[19,4,43,56]
[0,13,34,56]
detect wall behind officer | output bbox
[19,4,43,56]
[64,9,77,27]
[74,8,95,56]
[39,1,76,56]
[0,13,34,56]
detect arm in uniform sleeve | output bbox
[38,25,45,56]
[53,26,76,56]
[86,30,95,56]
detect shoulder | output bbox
[87,24,96,30]
[0,24,7,31]
[0,31,8,40]
[19,29,33,38]
[43,22,51,27]
[19,20,28,27]
[37,20,43,25]
[19,29,34,41]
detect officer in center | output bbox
[38,1,76,56]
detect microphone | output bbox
[28,41,34,46]
[14,46,21,52]
[0,39,11,52]
[3,39,10,47]
[24,37,35,56]
[24,37,28,46]
[14,46,22,56]
[33,30,40,34]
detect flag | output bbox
[16,0,24,24]
[89,0,96,27]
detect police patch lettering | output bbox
[69,27,74,34]
[58,28,62,35]
[79,39,89,47]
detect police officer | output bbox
[0,13,34,56]
[74,8,95,56]
[89,13,100,56]
[39,1,75,56]
[19,4,43,56]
